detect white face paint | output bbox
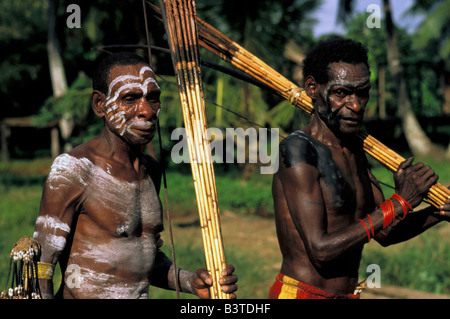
[105,65,160,136]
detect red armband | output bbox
[391,193,412,220]
[359,219,371,242]
[380,194,413,228]
[380,200,394,228]
[367,214,375,237]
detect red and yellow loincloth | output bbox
[268,273,360,299]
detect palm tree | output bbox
[406,0,450,157]
[337,0,445,159]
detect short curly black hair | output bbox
[93,52,148,94]
[302,38,369,84]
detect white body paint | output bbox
[105,66,160,136]
[35,215,71,234]
[34,207,72,254]
[46,155,92,190]
[38,154,163,299]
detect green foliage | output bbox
[266,99,311,136]
[33,71,92,128]
[0,185,41,280]
[409,0,450,61]
[342,11,446,118]
[197,0,319,70]
[156,75,185,129]
[0,1,48,115]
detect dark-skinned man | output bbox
[269,38,450,299]
[33,52,237,299]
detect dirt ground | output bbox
[166,210,450,299]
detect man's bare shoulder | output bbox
[279,130,319,169]
[46,140,99,189]
[63,136,115,170]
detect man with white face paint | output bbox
[269,38,450,299]
[33,52,237,299]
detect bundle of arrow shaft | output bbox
[158,0,229,299]
[194,17,450,209]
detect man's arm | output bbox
[376,206,445,247]
[149,249,196,293]
[278,157,376,268]
[278,141,437,268]
[33,154,87,298]
[149,252,200,295]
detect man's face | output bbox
[104,63,161,145]
[316,62,371,135]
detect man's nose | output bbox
[137,98,159,120]
[346,94,363,113]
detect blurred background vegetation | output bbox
[0,0,448,298]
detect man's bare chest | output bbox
[81,165,163,237]
[320,146,374,217]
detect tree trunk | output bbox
[382,0,444,159]
[442,70,450,115]
[47,0,74,153]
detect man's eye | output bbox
[147,97,160,104]
[335,89,349,97]
[124,96,137,103]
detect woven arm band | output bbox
[37,262,55,280]
[23,262,55,280]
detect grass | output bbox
[0,157,449,297]
[0,184,42,277]
[359,223,450,294]
[164,165,273,216]
[149,213,281,299]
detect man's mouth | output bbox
[341,116,362,124]
[129,121,156,135]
